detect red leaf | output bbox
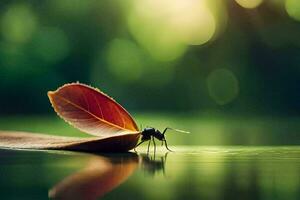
[48,83,139,137]
[0,83,141,152]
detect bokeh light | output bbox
[166,0,216,45]
[0,0,299,117]
[235,0,263,9]
[128,0,216,61]
[1,4,37,44]
[285,0,300,21]
[106,38,145,82]
[207,69,239,105]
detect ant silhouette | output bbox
[134,127,189,153]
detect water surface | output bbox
[0,146,299,200]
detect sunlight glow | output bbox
[167,0,216,45]
[128,0,216,61]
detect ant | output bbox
[134,127,189,153]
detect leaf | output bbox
[0,83,142,152]
[48,83,139,137]
[0,130,140,152]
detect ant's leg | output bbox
[161,157,166,176]
[164,152,169,160]
[135,140,145,148]
[152,137,156,154]
[147,140,151,154]
[134,140,145,151]
[164,139,173,152]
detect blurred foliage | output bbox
[0,0,300,115]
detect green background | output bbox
[0,1,299,199]
[0,0,300,116]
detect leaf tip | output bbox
[47,91,54,99]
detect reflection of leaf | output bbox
[49,153,138,200]
[48,83,139,136]
[0,83,141,152]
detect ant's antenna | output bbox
[139,124,143,131]
[162,127,190,135]
[161,128,189,152]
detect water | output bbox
[0,115,299,199]
[0,146,299,200]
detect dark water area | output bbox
[0,146,299,200]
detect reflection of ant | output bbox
[140,152,169,177]
[135,127,189,153]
